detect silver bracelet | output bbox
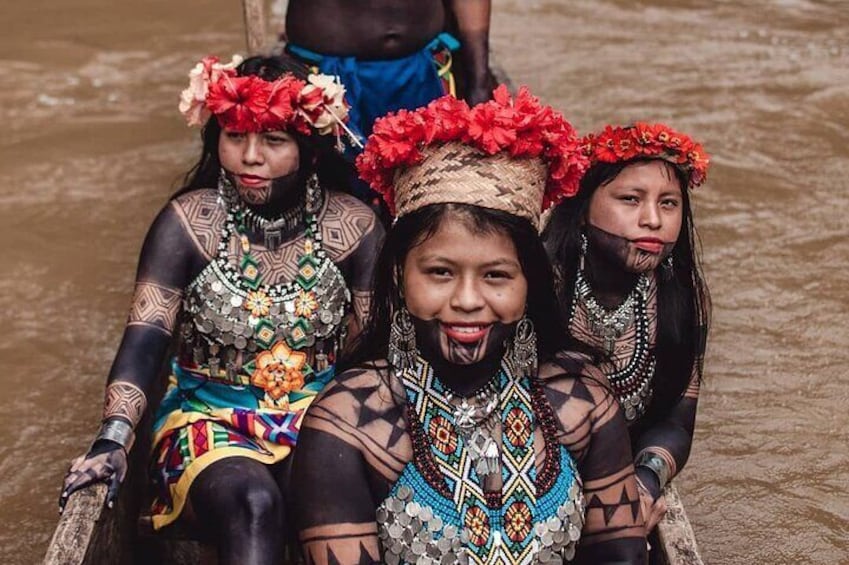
[635,452,670,489]
[95,418,135,452]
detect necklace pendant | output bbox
[469,431,499,478]
[453,400,477,431]
[264,225,282,250]
[603,335,615,355]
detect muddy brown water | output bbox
[0,1,846,563]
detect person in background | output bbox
[543,123,711,534]
[59,54,382,565]
[283,0,494,145]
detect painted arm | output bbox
[294,428,382,564]
[633,367,700,500]
[292,367,407,564]
[328,195,385,342]
[543,356,647,563]
[447,0,492,104]
[60,201,201,510]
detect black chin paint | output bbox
[410,315,517,397]
[234,169,301,209]
[585,224,674,274]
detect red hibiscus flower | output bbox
[207,75,267,131]
[423,95,470,143]
[256,76,303,131]
[467,96,517,154]
[582,122,710,188]
[356,87,589,216]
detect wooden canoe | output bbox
[44,442,704,565]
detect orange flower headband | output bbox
[581,122,710,188]
[178,54,359,143]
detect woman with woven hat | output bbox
[542,123,711,534]
[291,89,647,564]
[58,54,383,563]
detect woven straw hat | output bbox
[394,142,547,228]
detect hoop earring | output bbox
[388,308,417,371]
[509,317,538,378]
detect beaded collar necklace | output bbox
[400,359,537,561]
[213,173,334,350]
[386,358,584,563]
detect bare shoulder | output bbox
[318,191,380,261]
[310,360,404,425]
[170,188,226,260]
[306,360,411,475]
[538,351,612,405]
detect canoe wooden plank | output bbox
[656,484,705,565]
[43,483,113,565]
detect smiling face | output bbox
[402,217,528,366]
[586,160,684,273]
[218,129,301,206]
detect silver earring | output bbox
[217,168,238,207]
[662,254,674,279]
[305,173,322,214]
[579,232,589,271]
[509,317,538,378]
[388,308,417,371]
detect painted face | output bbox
[218,129,300,206]
[586,160,684,273]
[403,218,528,366]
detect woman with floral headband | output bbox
[542,123,711,535]
[291,88,647,564]
[59,54,383,563]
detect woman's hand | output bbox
[635,468,668,533]
[59,440,128,513]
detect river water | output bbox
[0,1,846,563]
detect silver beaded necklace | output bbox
[573,268,650,354]
[443,378,501,480]
[572,269,655,423]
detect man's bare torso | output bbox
[286,0,446,60]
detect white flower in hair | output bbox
[298,73,349,135]
[178,54,244,126]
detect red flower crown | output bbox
[178,55,353,137]
[580,122,710,188]
[356,85,588,216]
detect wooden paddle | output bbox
[242,0,268,55]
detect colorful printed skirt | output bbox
[149,359,333,530]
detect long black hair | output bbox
[172,54,353,198]
[341,203,580,372]
[542,158,711,429]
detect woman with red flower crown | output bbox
[291,88,647,564]
[543,123,711,538]
[58,54,383,563]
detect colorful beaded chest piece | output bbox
[378,359,585,564]
[177,176,350,408]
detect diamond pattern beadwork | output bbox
[377,358,586,564]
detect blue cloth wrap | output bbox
[287,33,459,146]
